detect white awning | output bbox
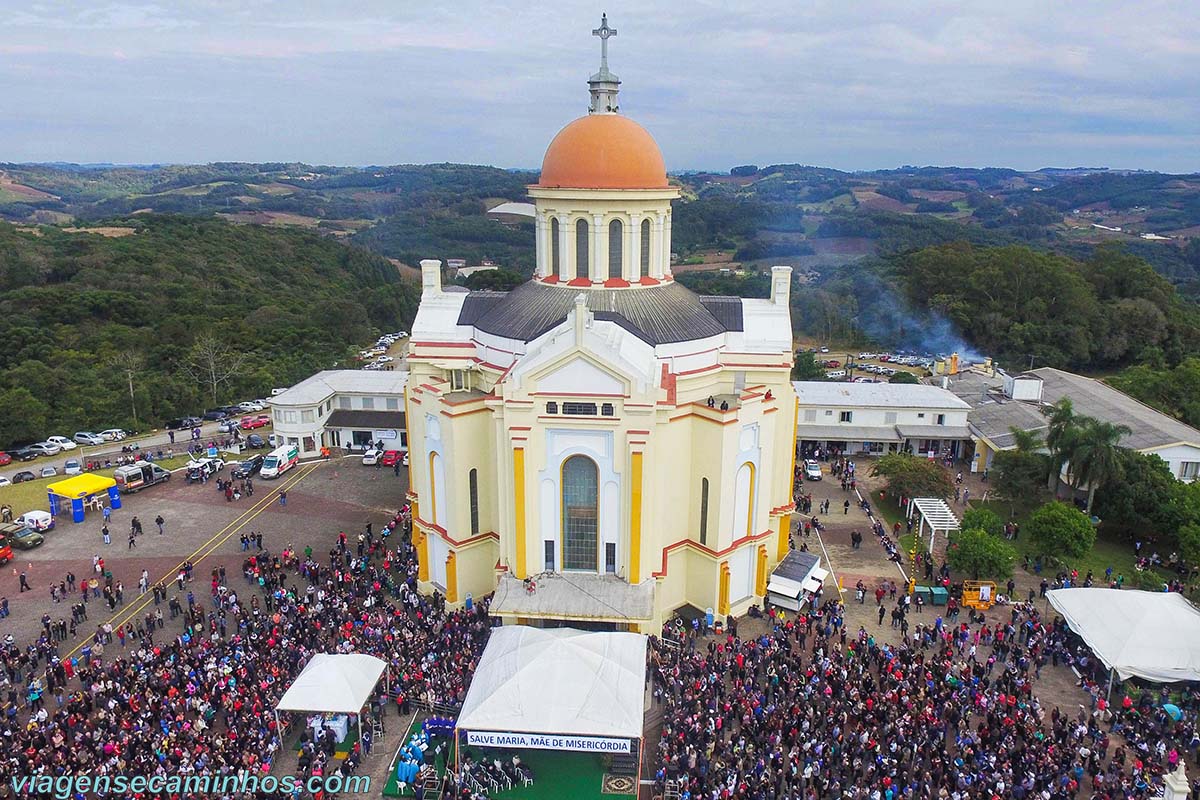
[458,627,647,740]
[1047,588,1200,683]
[767,578,802,599]
[275,653,387,714]
[802,568,830,594]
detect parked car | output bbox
[246,434,266,449]
[1,523,43,550]
[0,452,10,466]
[218,419,239,433]
[16,510,54,532]
[63,459,82,475]
[361,448,382,466]
[98,428,128,441]
[165,418,187,430]
[0,476,10,487]
[40,466,58,478]
[239,415,269,430]
[182,416,203,428]
[380,450,403,467]
[402,451,409,467]
[74,432,105,446]
[185,458,225,481]
[376,355,395,364]
[231,455,265,479]
[12,447,38,462]
[238,401,265,412]
[27,442,61,457]
[12,471,36,484]
[46,436,77,451]
[803,460,823,481]
[114,461,171,493]
[202,409,229,421]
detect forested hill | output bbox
[0,216,419,444]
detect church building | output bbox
[404,18,797,631]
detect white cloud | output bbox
[0,0,1196,170]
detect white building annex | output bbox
[793,381,972,458]
[269,370,409,457]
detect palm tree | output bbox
[1010,427,1043,455]
[1069,418,1131,514]
[1043,398,1076,492]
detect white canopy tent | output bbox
[456,626,647,765]
[274,653,389,746]
[907,497,960,554]
[1047,588,1200,684]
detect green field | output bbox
[1,454,215,520]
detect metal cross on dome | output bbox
[592,13,616,71]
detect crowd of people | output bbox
[0,507,495,799]
[651,596,1200,800]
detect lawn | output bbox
[1,454,224,519]
[969,499,1178,592]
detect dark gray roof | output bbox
[947,367,1200,451]
[325,409,406,429]
[458,281,743,345]
[772,550,820,583]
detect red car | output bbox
[822,359,841,368]
[239,415,270,430]
[0,452,10,466]
[380,450,404,467]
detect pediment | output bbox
[536,355,627,395]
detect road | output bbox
[1,420,244,482]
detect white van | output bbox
[826,370,846,380]
[260,444,299,479]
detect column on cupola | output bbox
[652,211,667,279]
[534,212,547,278]
[662,212,673,277]
[558,213,573,281]
[626,212,639,282]
[591,213,604,284]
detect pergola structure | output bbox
[907,497,960,555]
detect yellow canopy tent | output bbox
[46,474,120,523]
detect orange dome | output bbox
[538,115,668,190]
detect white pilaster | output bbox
[626,213,639,282]
[559,214,572,281]
[534,212,546,277]
[662,213,673,277]
[653,212,666,279]
[591,213,604,284]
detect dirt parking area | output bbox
[0,456,408,647]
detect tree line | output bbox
[0,215,419,447]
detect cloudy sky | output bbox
[3,1,1198,172]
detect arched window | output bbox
[699,477,710,545]
[575,219,590,280]
[550,218,560,277]
[733,462,755,538]
[561,455,599,570]
[608,219,623,280]
[429,452,446,527]
[640,218,651,278]
[468,468,479,536]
